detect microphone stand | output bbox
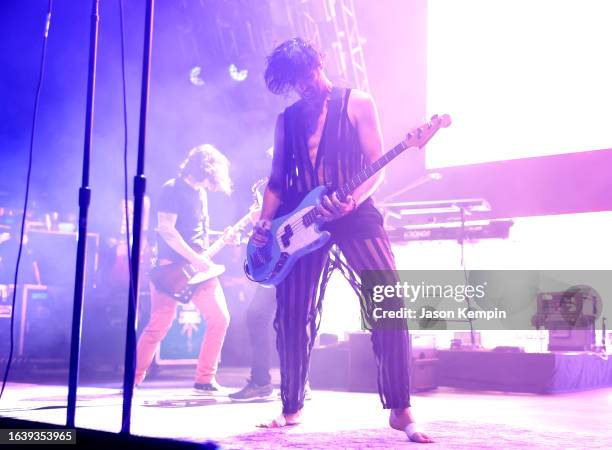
[67,0,100,428]
[459,206,476,348]
[121,0,155,434]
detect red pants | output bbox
[135,278,230,384]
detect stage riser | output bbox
[437,350,612,393]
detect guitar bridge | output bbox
[270,252,290,277]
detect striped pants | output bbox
[275,232,411,414]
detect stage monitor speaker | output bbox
[347,332,439,393]
[310,343,350,390]
[348,332,378,392]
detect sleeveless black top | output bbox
[279,87,384,238]
[156,177,209,262]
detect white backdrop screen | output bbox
[426,0,612,168]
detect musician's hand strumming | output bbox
[250,219,272,247]
[192,253,212,272]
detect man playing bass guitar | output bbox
[250,38,433,443]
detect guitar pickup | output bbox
[281,224,293,248]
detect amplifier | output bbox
[21,285,72,360]
[0,284,16,361]
[310,342,350,390]
[34,230,99,287]
[0,230,99,287]
[412,358,438,392]
[548,329,595,352]
[0,284,71,362]
[533,290,598,351]
[346,332,438,393]
[347,332,378,392]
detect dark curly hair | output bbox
[264,37,323,95]
[179,144,232,195]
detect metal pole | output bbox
[66,0,100,428]
[121,0,155,434]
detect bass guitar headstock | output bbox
[403,114,452,150]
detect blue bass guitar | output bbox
[244,114,451,286]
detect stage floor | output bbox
[0,368,610,449]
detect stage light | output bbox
[189,66,205,86]
[228,64,248,82]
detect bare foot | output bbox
[257,410,302,428]
[389,408,434,443]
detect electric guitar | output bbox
[150,178,266,303]
[244,114,451,287]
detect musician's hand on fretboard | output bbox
[316,192,356,222]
